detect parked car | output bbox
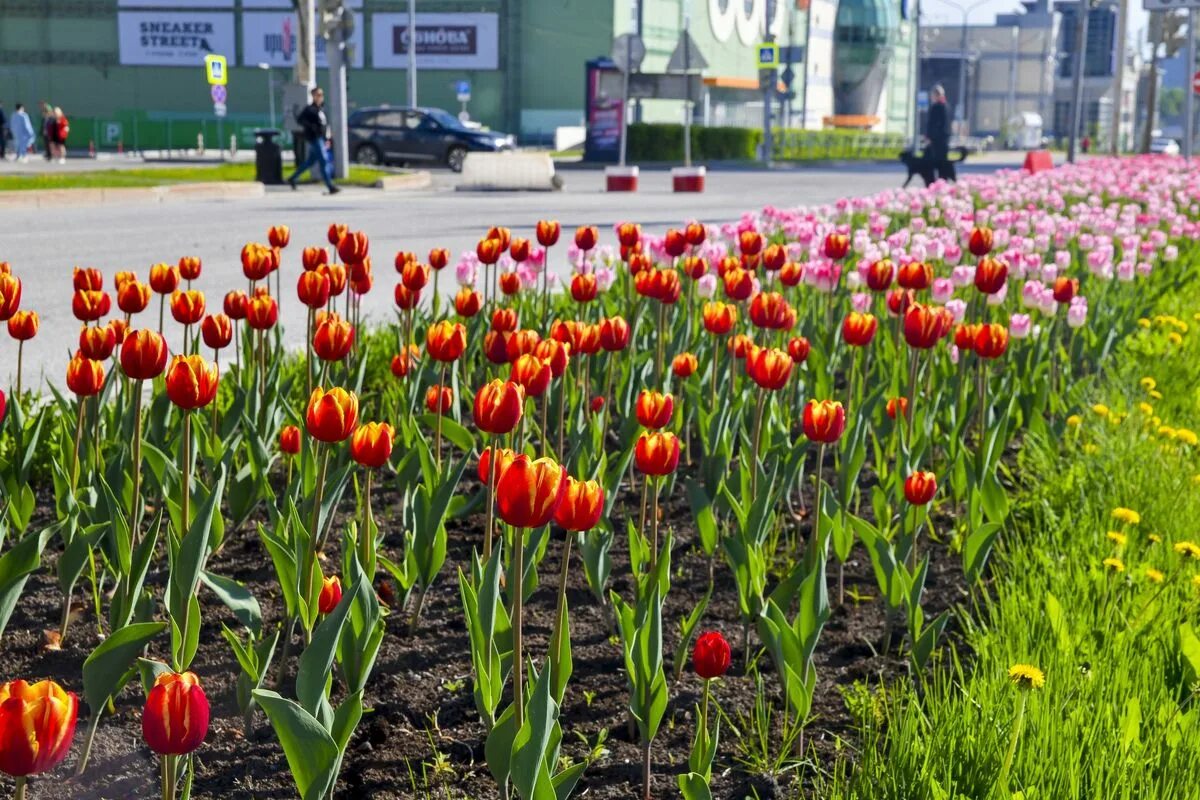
[348,106,515,172]
[1150,137,1180,156]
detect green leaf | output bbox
[1045,592,1073,653]
[82,622,167,711]
[296,576,359,717]
[416,412,477,452]
[1120,696,1141,755]
[0,526,56,638]
[678,772,714,800]
[252,690,340,800]
[1179,623,1200,686]
[964,522,1003,583]
[201,570,263,634]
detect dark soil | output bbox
[3,455,969,800]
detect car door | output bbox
[371,110,409,161]
[405,111,446,161]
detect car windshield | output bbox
[424,108,463,130]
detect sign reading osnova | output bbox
[204,53,228,85]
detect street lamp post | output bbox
[257,63,276,130]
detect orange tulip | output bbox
[393,283,420,310]
[886,396,909,419]
[728,333,754,359]
[803,399,845,443]
[478,445,517,487]
[599,316,629,351]
[390,344,420,378]
[350,422,395,468]
[823,232,850,260]
[279,424,301,455]
[426,320,467,362]
[536,220,561,247]
[268,224,291,249]
[535,339,570,377]
[974,323,1009,359]
[897,260,933,291]
[510,354,552,398]
[141,672,209,756]
[496,455,567,528]
[574,225,599,251]
[79,324,116,360]
[71,267,102,292]
[313,314,355,361]
[6,310,38,341]
[506,328,541,362]
[738,230,763,256]
[246,294,279,330]
[322,262,348,297]
[318,575,343,614]
[570,273,598,303]
[484,330,511,364]
[554,477,604,531]
[509,237,532,263]
[904,471,937,505]
[703,301,738,335]
[223,290,249,320]
[866,259,895,291]
[328,223,348,246]
[306,387,359,443]
[170,289,205,326]
[241,243,274,281]
[746,346,793,391]
[164,354,219,409]
[636,390,674,429]
[302,246,329,271]
[72,289,111,322]
[425,384,454,414]
[967,226,993,257]
[0,679,78,777]
[428,248,450,270]
[120,329,168,380]
[486,226,511,251]
[955,322,981,353]
[297,271,331,309]
[685,221,706,246]
[149,263,180,295]
[117,280,151,315]
[749,292,792,330]
[178,256,202,282]
[476,237,503,265]
[788,336,811,363]
[491,307,519,332]
[616,222,641,248]
[499,271,522,296]
[842,311,878,347]
[337,230,369,265]
[671,352,698,378]
[974,257,1008,295]
[0,274,21,321]
[635,431,681,476]
[473,379,525,434]
[722,267,753,301]
[1052,276,1078,304]
[903,303,942,349]
[114,270,136,291]
[455,287,482,317]
[66,353,105,397]
[401,261,430,291]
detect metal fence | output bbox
[63,111,294,154]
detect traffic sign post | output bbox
[204,54,228,86]
[756,43,780,70]
[1188,10,1196,160]
[455,79,471,122]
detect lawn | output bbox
[0,162,394,191]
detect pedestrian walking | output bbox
[0,102,8,161]
[52,107,69,163]
[286,87,339,194]
[11,104,35,162]
[39,102,54,161]
[925,85,953,182]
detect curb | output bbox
[374,171,433,191]
[0,181,265,208]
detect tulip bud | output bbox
[141,672,209,756]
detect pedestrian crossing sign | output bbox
[204,54,228,86]
[756,43,779,70]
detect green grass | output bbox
[818,295,1200,799]
[0,162,394,191]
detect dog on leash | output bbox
[899,146,968,187]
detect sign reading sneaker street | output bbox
[118,11,236,66]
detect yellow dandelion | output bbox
[1137,402,1154,415]
[1145,568,1165,584]
[1106,531,1127,546]
[1103,557,1126,573]
[1173,541,1200,560]
[1092,404,1110,418]
[1178,429,1198,446]
[1149,533,1163,544]
[1008,664,1045,690]
[1066,414,1083,428]
[1111,414,1126,426]
[1152,416,1163,427]
[1168,332,1183,345]
[1159,426,1177,439]
[1138,318,1151,328]
[1140,377,1157,391]
[1193,575,1200,590]
[1111,508,1141,525]
[1083,443,1100,455]
[1150,390,1164,400]
[1176,321,1189,333]
[1191,475,1200,486]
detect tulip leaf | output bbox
[201,570,263,635]
[416,412,476,452]
[685,479,719,557]
[252,690,340,800]
[678,772,714,800]
[964,521,1003,583]
[168,469,227,622]
[82,621,167,711]
[510,665,559,800]
[109,511,162,631]
[578,526,614,606]
[0,524,56,639]
[297,574,358,717]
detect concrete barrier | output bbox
[604,165,639,192]
[457,152,561,191]
[374,171,433,191]
[671,166,706,193]
[1023,150,1054,174]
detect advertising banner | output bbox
[119,0,231,6]
[242,12,364,68]
[242,0,361,6]
[118,11,236,66]
[371,13,499,70]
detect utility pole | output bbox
[297,0,317,89]
[322,0,350,179]
[407,0,418,106]
[762,0,777,164]
[1186,7,1195,160]
[1067,0,1091,162]
[1110,0,1129,153]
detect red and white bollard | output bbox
[604,165,639,192]
[671,166,706,193]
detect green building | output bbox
[0,0,917,152]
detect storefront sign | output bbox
[119,0,231,6]
[371,13,499,70]
[118,11,235,66]
[242,12,364,68]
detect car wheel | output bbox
[354,143,382,166]
[446,146,467,173]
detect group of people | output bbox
[0,102,70,163]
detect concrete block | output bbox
[458,152,560,192]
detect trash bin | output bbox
[254,129,284,185]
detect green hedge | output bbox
[625,123,906,163]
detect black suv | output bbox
[347,106,514,172]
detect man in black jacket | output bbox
[286,87,339,194]
[925,85,952,181]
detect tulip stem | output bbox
[75,704,104,775]
[15,340,23,398]
[361,469,374,576]
[181,412,191,536]
[306,308,314,398]
[211,350,221,435]
[435,364,447,473]
[13,777,26,800]
[71,397,86,493]
[808,444,827,570]
[484,443,497,560]
[512,525,526,730]
[641,737,653,800]
[999,689,1029,791]
[550,532,573,686]
[650,477,661,573]
[750,394,766,497]
[541,245,551,326]
[131,382,145,540]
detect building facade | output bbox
[2,0,917,151]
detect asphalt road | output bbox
[0,159,1025,389]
